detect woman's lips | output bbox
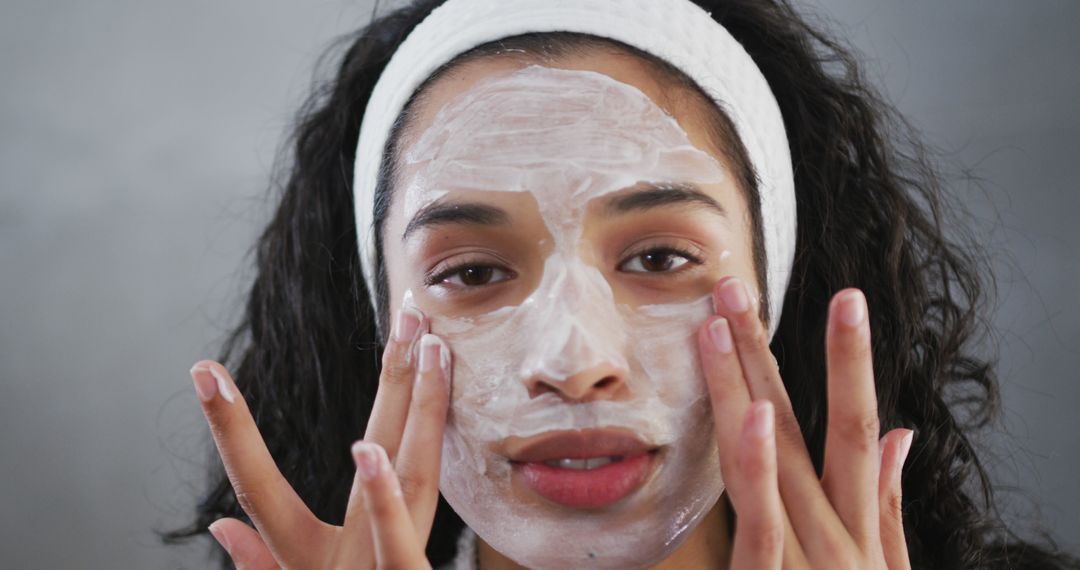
[504,429,658,509]
[516,453,654,508]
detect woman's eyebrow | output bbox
[402,198,510,241]
[604,182,727,218]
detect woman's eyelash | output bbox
[618,245,705,274]
[425,261,514,288]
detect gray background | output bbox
[1,0,1077,567]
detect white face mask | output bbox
[399,64,732,569]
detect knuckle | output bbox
[232,486,267,523]
[205,401,244,434]
[854,329,873,356]
[229,473,283,524]
[746,521,784,553]
[737,444,770,479]
[735,319,770,351]
[835,411,881,451]
[844,334,873,362]
[380,346,414,386]
[736,452,759,478]
[772,408,805,444]
[368,494,399,520]
[207,412,235,440]
[409,392,436,416]
[393,469,430,503]
[409,376,447,413]
[885,489,904,519]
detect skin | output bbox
[191,49,915,569]
[385,51,756,316]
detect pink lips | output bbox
[505,429,658,509]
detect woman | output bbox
[168,0,1078,568]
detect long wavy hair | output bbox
[167,1,1078,567]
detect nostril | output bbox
[594,376,618,391]
[527,380,558,399]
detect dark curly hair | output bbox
[166,1,1079,568]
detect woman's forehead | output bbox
[394,60,734,232]
[406,51,665,134]
[398,51,727,167]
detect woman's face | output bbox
[381,51,759,568]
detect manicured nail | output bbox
[190,365,217,402]
[419,334,443,374]
[897,430,914,473]
[439,340,452,377]
[709,318,734,353]
[838,289,866,327]
[720,278,751,314]
[394,306,423,343]
[207,364,236,404]
[353,441,384,481]
[208,520,231,554]
[750,401,775,439]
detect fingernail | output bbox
[439,340,452,378]
[394,306,423,343]
[208,521,231,554]
[838,289,866,327]
[720,278,751,314]
[750,401,775,439]
[207,364,236,404]
[353,441,384,481]
[419,334,443,374]
[897,430,914,472]
[190,365,217,402]
[708,318,733,353]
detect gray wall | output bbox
[1,1,1076,567]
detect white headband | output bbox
[353,0,797,340]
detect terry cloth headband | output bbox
[353,0,796,341]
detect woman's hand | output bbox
[698,277,914,569]
[189,307,451,569]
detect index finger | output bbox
[365,305,428,461]
[697,316,753,475]
[393,334,452,538]
[190,360,327,565]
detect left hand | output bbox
[697,276,914,569]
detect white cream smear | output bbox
[399,65,731,569]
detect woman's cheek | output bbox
[624,294,715,405]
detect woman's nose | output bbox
[526,362,629,402]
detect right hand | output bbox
[189,306,452,569]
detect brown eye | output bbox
[459,266,493,286]
[641,252,677,272]
[619,249,693,273]
[439,265,511,287]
